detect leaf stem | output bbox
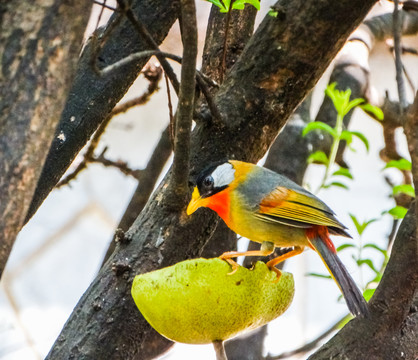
[317,113,343,192]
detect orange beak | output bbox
[187,187,208,215]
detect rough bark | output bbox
[0,0,92,278]
[45,0,376,359]
[309,203,418,360]
[25,0,180,222]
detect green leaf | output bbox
[392,184,415,198]
[363,243,387,257]
[307,272,332,279]
[206,0,228,11]
[349,214,378,236]
[360,103,384,120]
[268,9,278,17]
[344,98,365,116]
[350,131,370,152]
[384,158,412,171]
[232,0,260,10]
[323,181,349,190]
[388,205,408,219]
[340,130,353,145]
[363,288,375,301]
[302,122,338,138]
[307,150,329,165]
[357,259,379,274]
[332,167,354,179]
[336,243,356,252]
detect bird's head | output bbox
[187,161,237,216]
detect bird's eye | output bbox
[202,176,214,188]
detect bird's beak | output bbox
[187,187,206,215]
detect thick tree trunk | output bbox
[45,0,376,359]
[0,0,92,278]
[25,0,181,222]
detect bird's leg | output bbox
[219,241,275,275]
[266,246,304,282]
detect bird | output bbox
[186,159,369,318]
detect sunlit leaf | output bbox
[384,158,412,171]
[302,122,338,138]
[392,184,415,198]
[363,288,375,301]
[360,103,384,120]
[344,98,365,116]
[307,272,332,279]
[206,0,228,11]
[232,0,261,10]
[332,167,354,179]
[307,150,329,165]
[336,243,356,252]
[340,130,353,145]
[388,205,408,219]
[363,243,387,257]
[357,258,379,274]
[350,131,369,152]
[323,181,349,190]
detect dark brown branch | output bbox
[101,126,172,265]
[266,315,350,360]
[25,0,180,223]
[393,0,407,111]
[116,0,180,94]
[0,0,92,278]
[45,0,377,358]
[93,0,117,12]
[166,0,198,206]
[111,64,163,115]
[309,203,418,359]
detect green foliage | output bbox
[388,205,408,219]
[268,9,278,17]
[392,184,415,198]
[307,150,328,165]
[384,158,412,171]
[205,0,260,12]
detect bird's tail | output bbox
[307,226,369,318]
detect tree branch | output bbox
[166,0,197,206]
[45,0,377,358]
[25,0,180,223]
[0,0,92,279]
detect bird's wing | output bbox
[254,186,345,230]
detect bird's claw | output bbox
[219,256,240,275]
[269,266,282,283]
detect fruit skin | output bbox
[131,258,294,344]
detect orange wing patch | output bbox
[258,187,344,230]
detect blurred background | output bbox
[1,1,417,359]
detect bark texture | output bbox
[0,0,92,277]
[26,0,180,222]
[45,0,377,359]
[309,204,418,360]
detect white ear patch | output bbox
[212,163,235,188]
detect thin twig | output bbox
[167,0,198,204]
[93,0,117,12]
[165,72,175,148]
[265,314,351,360]
[116,0,180,94]
[393,0,407,112]
[56,66,161,187]
[111,64,162,115]
[94,0,108,30]
[213,340,228,360]
[91,147,143,180]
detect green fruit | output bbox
[131,258,294,344]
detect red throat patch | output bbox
[206,190,230,225]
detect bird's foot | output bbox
[219,255,240,275]
[268,265,282,283]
